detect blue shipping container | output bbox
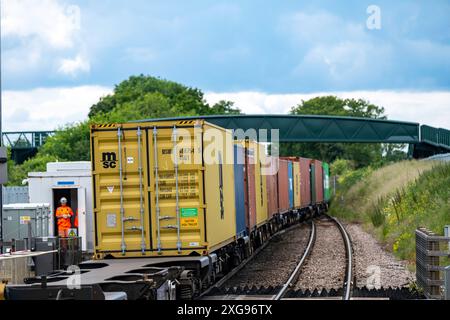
[233,144,247,237]
[288,161,294,208]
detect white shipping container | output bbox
[27,161,93,252]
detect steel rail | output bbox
[273,220,316,300]
[198,220,306,300]
[325,214,353,300]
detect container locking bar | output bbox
[126,226,143,231]
[117,127,126,255]
[162,225,179,230]
[123,216,138,222]
[172,125,182,253]
[153,127,162,253]
[159,216,176,221]
[137,127,146,255]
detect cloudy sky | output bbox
[2,0,450,131]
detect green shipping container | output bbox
[322,163,331,202]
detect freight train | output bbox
[4,119,331,300]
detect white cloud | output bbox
[3,86,112,131]
[1,0,87,76]
[2,0,80,49]
[4,87,449,133]
[205,90,450,128]
[58,54,90,76]
[279,9,450,89]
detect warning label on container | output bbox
[20,216,31,224]
[180,208,198,228]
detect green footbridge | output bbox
[143,115,450,159]
[3,115,449,163]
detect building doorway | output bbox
[52,188,78,235]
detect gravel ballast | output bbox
[225,223,311,288]
[344,223,415,289]
[295,217,346,290]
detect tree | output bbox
[39,122,91,161]
[88,75,239,117]
[280,96,402,168]
[7,154,58,186]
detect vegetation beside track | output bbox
[329,159,450,265]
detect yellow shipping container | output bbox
[293,160,301,208]
[255,142,268,227]
[91,120,237,258]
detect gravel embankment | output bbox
[225,223,311,288]
[295,217,346,290]
[344,223,415,289]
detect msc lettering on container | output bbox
[102,152,117,168]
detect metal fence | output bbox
[415,227,450,299]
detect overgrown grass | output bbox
[329,160,450,265]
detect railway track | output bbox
[274,214,353,300]
[203,214,354,300]
[198,219,310,299]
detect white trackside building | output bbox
[27,161,94,252]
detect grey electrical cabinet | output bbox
[2,203,51,242]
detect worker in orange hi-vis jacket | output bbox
[55,197,74,237]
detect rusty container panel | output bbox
[299,157,311,207]
[265,156,279,218]
[277,158,290,213]
[314,160,324,203]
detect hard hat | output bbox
[60,197,67,204]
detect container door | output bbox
[293,161,300,208]
[234,145,246,237]
[277,159,289,212]
[288,161,294,208]
[323,163,330,202]
[310,163,316,204]
[299,158,311,207]
[245,149,257,230]
[93,126,150,256]
[77,187,87,251]
[148,125,205,254]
